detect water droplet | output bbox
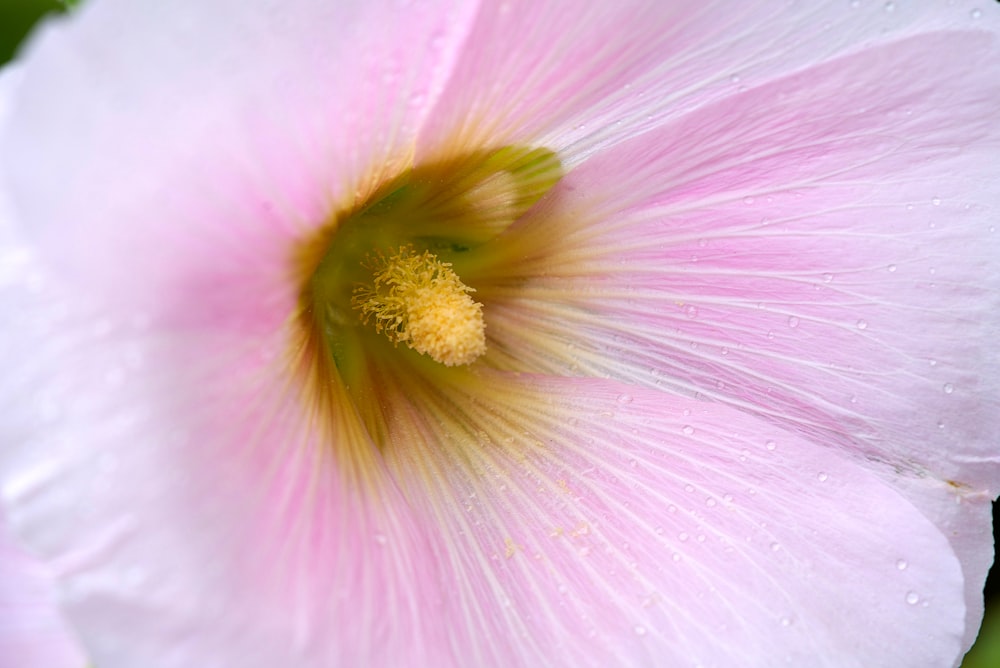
[684,484,695,493]
[743,196,755,205]
[972,8,983,20]
[374,533,387,546]
[896,559,909,571]
[906,591,920,605]
[671,552,682,562]
[654,526,665,535]
[822,273,834,283]
[705,498,717,508]
[787,316,800,328]
[817,472,829,482]
[943,383,954,394]
[678,531,690,542]
[780,616,794,627]
[856,319,868,330]
[633,624,648,637]
[723,494,734,503]
[682,425,695,436]
[766,330,775,340]
[684,305,699,319]
[720,347,729,356]
[884,1,896,12]
[617,393,633,404]
[667,504,677,514]
[770,542,782,552]
[887,264,897,273]
[932,196,942,206]
[739,449,750,461]
[765,440,777,451]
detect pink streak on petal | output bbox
[383,373,968,667]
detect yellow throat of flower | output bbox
[291,145,563,444]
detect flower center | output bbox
[291,145,563,442]
[352,246,486,367]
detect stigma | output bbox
[352,247,487,366]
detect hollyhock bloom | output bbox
[2,0,1000,666]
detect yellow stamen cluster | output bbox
[352,247,487,367]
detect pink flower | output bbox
[2,1,1000,666]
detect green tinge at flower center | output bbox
[303,145,563,386]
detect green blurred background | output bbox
[1,0,998,665]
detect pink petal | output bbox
[378,372,969,666]
[3,0,477,315]
[480,21,1000,644]
[0,263,454,665]
[0,64,86,668]
[418,0,999,160]
[0,511,86,668]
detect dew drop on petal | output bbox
[884,1,896,12]
[633,625,648,637]
[617,393,633,404]
[896,559,909,571]
[887,264,897,273]
[765,440,777,451]
[856,319,868,330]
[780,616,794,627]
[787,316,800,328]
[906,591,920,605]
[943,383,954,394]
[972,8,983,19]
[770,542,782,552]
[682,425,695,436]
[678,532,689,542]
[817,472,829,482]
[684,305,699,319]
[932,196,942,206]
